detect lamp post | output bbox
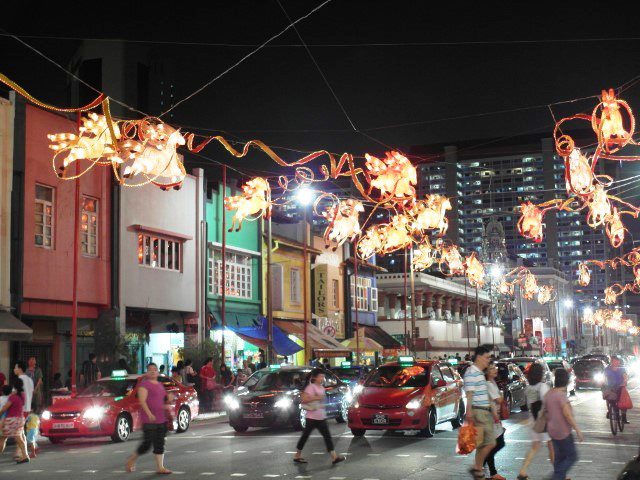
[563,298,574,357]
[296,187,315,365]
[489,264,503,355]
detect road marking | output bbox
[211,450,223,453]
[329,477,346,480]
[396,454,411,457]
[200,474,216,476]
[312,451,324,455]
[515,457,525,460]
[28,470,43,473]
[264,475,280,478]
[423,455,438,458]
[142,471,155,474]
[261,451,273,453]
[173,472,185,475]
[83,470,98,473]
[612,461,626,464]
[114,450,125,453]
[1,470,17,473]
[368,453,381,456]
[578,460,593,463]
[231,475,247,477]
[295,477,312,479]
[111,471,126,474]
[340,452,352,455]
[286,451,297,454]
[185,450,197,453]
[56,470,71,473]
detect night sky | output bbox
[3,1,640,163]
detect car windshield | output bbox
[512,361,533,373]
[250,371,308,391]
[548,362,564,371]
[77,379,137,397]
[574,360,604,375]
[364,365,430,388]
[332,368,361,380]
[496,364,510,381]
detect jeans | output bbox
[137,423,167,455]
[296,419,334,452]
[484,432,505,476]
[551,434,578,480]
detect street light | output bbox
[296,186,316,365]
[489,264,504,280]
[296,186,315,206]
[584,306,593,316]
[563,299,574,308]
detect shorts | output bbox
[26,428,38,443]
[528,421,550,442]
[472,408,495,448]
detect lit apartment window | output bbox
[332,279,339,308]
[290,268,301,304]
[35,184,54,248]
[138,233,182,271]
[81,196,98,256]
[208,250,252,298]
[350,277,377,311]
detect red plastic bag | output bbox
[618,387,633,410]
[456,421,477,455]
[500,400,510,420]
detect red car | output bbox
[40,370,199,443]
[347,357,465,437]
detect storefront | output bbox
[147,332,184,371]
[275,320,352,366]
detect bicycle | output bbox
[607,398,625,435]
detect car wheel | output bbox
[111,414,131,442]
[231,423,248,433]
[176,406,191,433]
[351,428,366,437]
[451,401,465,429]
[48,437,64,444]
[292,408,306,431]
[336,399,348,423]
[419,408,437,437]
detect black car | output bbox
[506,357,554,388]
[224,366,351,432]
[330,364,369,393]
[573,358,607,389]
[495,362,528,413]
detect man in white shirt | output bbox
[14,361,34,457]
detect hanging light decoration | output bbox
[604,285,620,305]
[383,214,414,253]
[521,272,539,300]
[585,184,612,228]
[594,89,634,152]
[498,279,514,295]
[565,147,594,195]
[412,241,437,271]
[438,241,465,276]
[357,225,386,260]
[409,194,452,235]
[537,285,555,305]
[321,199,364,249]
[465,252,486,288]
[224,177,272,232]
[577,263,591,287]
[517,202,545,243]
[365,151,417,200]
[605,208,626,248]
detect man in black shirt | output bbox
[80,353,101,388]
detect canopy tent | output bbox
[357,326,403,350]
[341,335,384,352]
[276,320,352,358]
[226,317,302,357]
[0,311,32,341]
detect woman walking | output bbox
[0,378,29,463]
[199,357,216,412]
[126,363,172,474]
[483,363,506,480]
[546,368,583,480]
[518,363,554,480]
[293,369,345,465]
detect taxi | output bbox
[40,370,199,443]
[329,361,369,393]
[347,357,465,437]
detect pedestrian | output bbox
[219,364,234,387]
[125,363,172,474]
[64,369,72,390]
[464,353,471,362]
[176,360,185,381]
[456,353,462,362]
[604,356,629,423]
[546,368,584,480]
[463,344,496,480]
[118,358,131,374]
[0,378,29,463]
[483,363,506,480]
[170,366,182,384]
[52,373,63,390]
[256,351,267,370]
[80,353,101,388]
[26,357,43,413]
[183,359,196,386]
[322,358,330,370]
[199,357,216,412]
[518,362,554,480]
[25,412,39,457]
[14,361,33,459]
[159,365,166,375]
[0,370,5,386]
[0,385,10,430]
[293,369,345,465]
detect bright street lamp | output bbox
[296,186,315,206]
[584,306,593,316]
[563,299,574,308]
[489,264,504,280]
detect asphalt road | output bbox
[2,384,639,479]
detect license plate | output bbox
[372,414,389,425]
[52,422,75,429]
[243,412,263,419]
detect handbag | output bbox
[604,388,619,402]
[500,399,510,420]
[300,401,320,411]
[533,406,547,433]
[456,421,477,455]
[618,387,633,410]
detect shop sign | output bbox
[314,265,328,318]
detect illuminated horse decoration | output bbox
[224,177,272,232]
[365,151,417,200]
[322,199,365,250]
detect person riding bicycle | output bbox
[604,356,629,424]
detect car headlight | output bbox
[406,395,425,410]
[41,410,51,421]
[352,384,364,396]
[593,372,605,384]
[224,395,240,410]
[83,406,105,421]
[274,397,293,409]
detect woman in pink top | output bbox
[293,369,345,465]
[126,363,173,474]
[0,378,29,463]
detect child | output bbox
[25,412,39,457]
[0,385,11,430]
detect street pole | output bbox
[409,247,416,357]
[475,284,481,347]
[353,241,360,366]
[266,215,274,363]
[403,248,409,354]
[221,166,227,363]
[490,280,496,354]
[464,266,470,357]
[71,112,81,394]
[303,207,309,364]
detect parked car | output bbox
[330,363,369,393]
[347,357,465,437]
[545,358,577,395]
[224,365,350,432]
[573,358,607,389]
[40,370,199,443]
[581,353,611,365]
[495,361,528,414]
[506,357,553,387]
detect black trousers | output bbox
[483,432,505,476]
[137,423,167,455]
[296,418,334,452]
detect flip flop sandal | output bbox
[293,458,308,464]
[156,469,173,475]
[332,456,346,465]
[469,468,484,479]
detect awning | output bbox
[0,312,32,341]
[210,309,261,329]
[276,320,352,358]
[226,317,302,356]
[341,336,384,352]
[359,326,403,349]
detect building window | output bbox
[332,279,339,308]
[35,184,54,248]
[290,268,301,304]
[138,233,182,271]
[81,196,98,256]
[208,250,252,298]
[350,277,374,311]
